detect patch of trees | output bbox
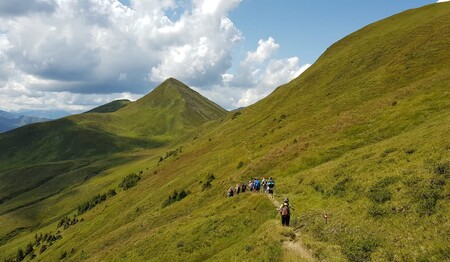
[159,146,183,163]
[119,174,141,190]
[77,189,116,215]
[162,190,190,208]
[4,231,62,262]
[200,173,216,191]
[57,215,79,230]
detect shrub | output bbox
[237,161,245,169]
[367,177,396,203]
[340,235,378,262]
[426,159,450,177]
[330,177,351,198]
[232,111,242,119]
[25,242,33,255]
[202,173,215,191]
[367,204,387,218]
[368,186,391,203]
[162,190,191,208]
[77,191,114,215]
[107,189,117,197]
[119,173,141,190]
[416,189,440,215]
[16,248,25,261]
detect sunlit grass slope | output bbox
[84,99,131,114]
[1,3,450,262]
[0,78,226,166]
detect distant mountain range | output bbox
[0,110,50,133]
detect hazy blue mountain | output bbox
[0,110,50,132]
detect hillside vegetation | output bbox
[1,3,449,262]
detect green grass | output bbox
[1,3,450,261]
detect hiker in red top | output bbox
[278,198,294,226]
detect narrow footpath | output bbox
[268,195,316,262]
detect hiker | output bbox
[262,178,268,193]
[227,186,234,197]
[235,184,241,194]
[248,180,254,192]
[278,198,294,226]
[267,177,275,198]
[254,177,261,192]
[241,182,247,193]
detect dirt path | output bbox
[268,195,316,262]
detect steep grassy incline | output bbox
[1,3,449,262]
[84,99,131,114]
[0,78,226,166]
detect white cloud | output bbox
[0,0,309,112]
[213,37,310,109]
[437,0,450,2]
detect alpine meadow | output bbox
[1,3,450,262]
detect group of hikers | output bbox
[227,177,275,198]
[226,177,293,226]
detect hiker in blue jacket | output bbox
[267,177,275,198]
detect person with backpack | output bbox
[235,184,241,195]
[278,198,294,226]
[254,178,261,192]
[241,182,247,193]
[262,178,268,194]
[227,186,234,197]
[267,177,275,198]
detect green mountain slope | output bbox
[84,100,131,114]
[0,78,226,166]
[1,3,449,262]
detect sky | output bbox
[0,0,448,116]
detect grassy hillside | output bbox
[84,100,131,114]
[0,78,226,166]
[1,3,449,262]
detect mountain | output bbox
[75,78,227,139]
[15,109,73,119]
[0,78,226,166]
[0,110,49,133]
[1,3,449,262]
[84,99,131,114]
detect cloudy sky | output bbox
[0,0,447,115]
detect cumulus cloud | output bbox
[0,0,309,112]
[437,0,450,2]
[0,0,56,16]
[217,37,311,108]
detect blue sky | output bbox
[0,0,447,115]
[229,0,437,64]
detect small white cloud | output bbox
[191,37,310,109]
[437,0,450,2]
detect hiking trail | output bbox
[268,195,316,262]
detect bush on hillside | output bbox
[367,177,396,203]
[416,188,441,216]
[57,216,79,230]
[202,173,216,191]
[367,204,388,218]
[77,189,116,215]
[162,190,191,208]
[119,173,141,190]
[339,234,379,262]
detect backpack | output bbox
[281,204,289,216]
[268,180,274,188]
[254,180,261,188]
